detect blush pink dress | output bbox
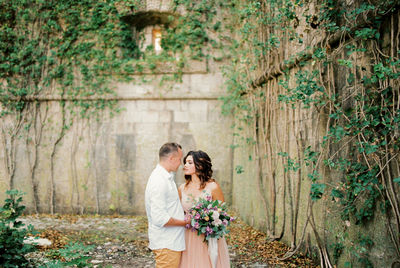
[179,185,230,268]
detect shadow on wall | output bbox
[116,134,136,206]
[176,133,196,185]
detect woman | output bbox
[178,150,230,268]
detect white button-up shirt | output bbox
[145,164,185,251]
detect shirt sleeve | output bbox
[148,179,171,227]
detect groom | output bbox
[145,142,188,268]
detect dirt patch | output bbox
[226,218,318,267]
[22,214,317,267]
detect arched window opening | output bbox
[120,11,177,57]
[152,28,162,54]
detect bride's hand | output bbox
[184,214,192,227]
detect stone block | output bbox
[173,111,190,123]
[136,101,149,111]
[146,0,173,11]
[180,101,189,111]
[189,100,208,113]
[166,100,181,110]
[138,111,159,123]
[148,101,166,111]
[190,74,212,93]
[159,111,172,123]
[116,82,151,96]
[190,111,208,122]
[207,106,224,122]
[123,106,140,123]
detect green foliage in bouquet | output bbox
[186,194,234,243]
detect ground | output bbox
[22,214,317,267]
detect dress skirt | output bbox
[179,228,230,268]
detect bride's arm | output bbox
[210,182,225,202]
[178,184,183,200]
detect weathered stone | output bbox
[23,237,52,247]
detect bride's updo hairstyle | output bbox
[184,150,214,190]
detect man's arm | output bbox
[148,181,171,228]
[164,217,187,227]
[148,180,190,227]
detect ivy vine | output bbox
[213,0,400,266]
[0,0,215,213]
[1,0,400,267]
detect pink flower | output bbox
[188,196,233,241]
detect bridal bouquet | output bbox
[185,194,234,242]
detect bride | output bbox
[178,150,230,268]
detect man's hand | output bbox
[164,217,189,227]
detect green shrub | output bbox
[0,189,36,267]
[41,242,94,268]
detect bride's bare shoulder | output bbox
[206,180,224,202]
[206,180,219,190]
[179,183,186,191]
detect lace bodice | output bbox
[181,187,212,212]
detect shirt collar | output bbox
[156,164,174,181]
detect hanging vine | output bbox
[1,0,400,266]
[0,0,215,213]
[215,0,400,267]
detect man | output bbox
[145,142,188,268]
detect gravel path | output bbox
[22,215,154,267]
[22,215,268,268]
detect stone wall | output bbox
[229,2,400,267]
[0,0,234,215]
[1,0,399,266]
[0,62,233,214]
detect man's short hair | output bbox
[159,142,182,159]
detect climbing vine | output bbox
[0,0,216,213]
[1,0,400,266]
[212,0,400,267]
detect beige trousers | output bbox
[153,248,182,268]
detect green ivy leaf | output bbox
[235,165,244,174]
[310,183,326,201]
[331,189,344,199]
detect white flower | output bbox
[212,211,220,221]
[212,219,222,226]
